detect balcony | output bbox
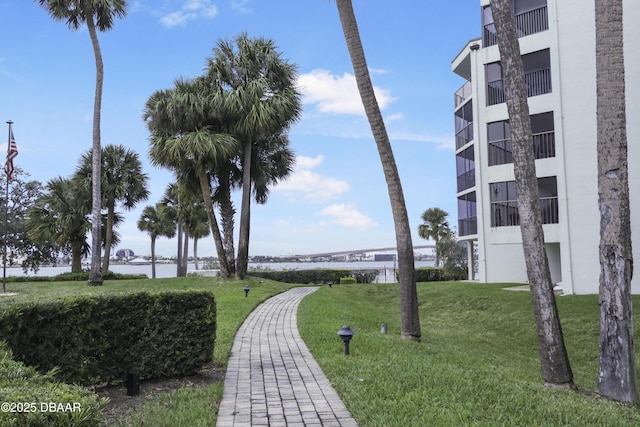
[457,169,476,193]
[483,6,549,47]
[459,217,478,237]
[455,81,473,109]
[487,68,552,106]
[490,196,558,227]
[455,123,474,150]
[488,130,555,166]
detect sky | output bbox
[0,0,480,258]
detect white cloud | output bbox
[298,69,397,116]
[319,204,378,230]
[231,0,252,13]
[159,0,218,27]
[275,154,349,202]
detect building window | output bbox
[458,192,477,236]
[456,146,475,192]
[483,0,549,47]
[487,111,555,166]
[490,177,558,227]
[455,100,474,149]
[486,49,552,106]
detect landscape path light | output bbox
[337,325,355,355]
[243,285,250,297]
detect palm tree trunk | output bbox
[595,0,638,404]
[236,138,252,280]
[194,238,199,270]
[489,0,573,386]
[86,13,103,286]
[181,229,189,276]
[218,172,236,275]
[151,235,157,279]
[197,171,230,278]
[102,204,115,272]
[71,242,83,273]
[176,219,183,277]
[336,0,420,341]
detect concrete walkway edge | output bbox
[216,286,359,427]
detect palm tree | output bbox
[595,0,637,403]
[418,208,451,267]
[144,78,239,278]
[137,204,176,279]
[25,177,91,272]
[74,144,149,272]
[205,33,302,279]
[335,0,420,341]
[36,0,128,286]
[489,0,573,386]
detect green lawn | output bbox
[2,278,640,426]
[298,282,640,426]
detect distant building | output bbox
[374,254,395,262]
[115,249,135,259]
[452,0,640,294]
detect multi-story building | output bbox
[452,0,640,294]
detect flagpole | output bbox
[3,120,12,294]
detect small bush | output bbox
[0,342,105,427]
[2,270,148,283]
[0,291,216,385]
[339,277,357,284]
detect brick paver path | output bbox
[216,287,359,427]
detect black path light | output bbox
[337,325,355,355]
[243,285,250,297]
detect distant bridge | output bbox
[290,245,435,259]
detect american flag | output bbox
[4,127,18,179]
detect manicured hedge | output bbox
[3,270,148,283]
[339,277,357,284]
[0,291,216,385]
[250,269,379,284]
[412,267,467,282]
[0,341,105,427]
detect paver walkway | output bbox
[216,286,359,427]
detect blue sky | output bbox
[0,0,479,258]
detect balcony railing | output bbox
[488,130,555,166]
[490,196,558,227]
[457,169,476,193]
[487,68,552,106]
[483,6,549,47]
[459,217,478,236]
[455,81,473,109]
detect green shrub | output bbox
[0,342,105,427]
[249,268,379,284]
[2,270,148,283]
[0,291,216,385]
[339,277,357,284]
[410,267,467,282]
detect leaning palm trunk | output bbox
[86,14,104,286]
[236,139,253,280]
[489,0,573,385]
[336,0,420,340]
[198,171,230,278]
[595,0,638,404]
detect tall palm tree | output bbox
[595,0,637,403]
[336,0,420,341]
[418,207,450,267]
[137,204,176,279]
[489,0,573,386]
[145,78,239,278]
[74,144,149,272]
[182,199,210,271]
[36,0,128,286]
[205,33,302,279]
[25,177,91,272]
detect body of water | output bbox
[4,260,435,282]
